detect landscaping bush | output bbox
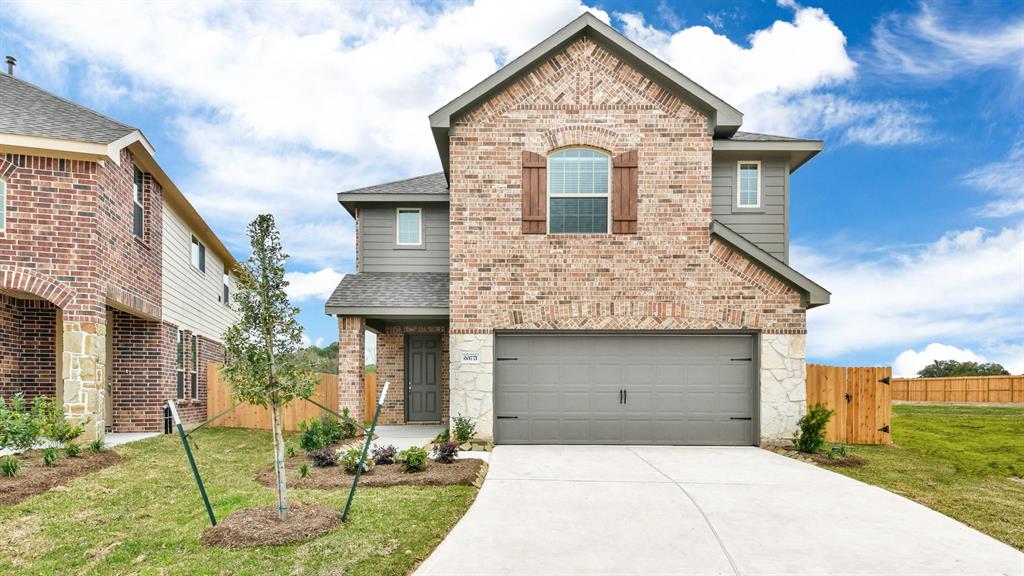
[285,443,296,458]
[89,438,105,454]
[340,407,358,440]
[35,396,85,445]
[42,447,59,467]
[298,463,310,478]
[340,447,374,474]
[825,444,849,460]
[396,446,428,472]
[434,427,450,443]
[0,394,41,452]
[370,443,398,465]
[452,414,476,444]
[64,442,81,458]
[308,446,339,468]
[794,403,833,454]
[298,415,344,452]
[1,455,20,478]
[431,441,459,464]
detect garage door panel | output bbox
[495,334,755,445]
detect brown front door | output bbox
[406,334,441,422]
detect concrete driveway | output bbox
[416,446,1023,576]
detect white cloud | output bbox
[285,268,344,303]
[794,224,1024,359]
[614,3,929,144]
[892,343,986,378]
[872,4,1024,81]
[961,142,1024,218]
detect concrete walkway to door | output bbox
[415,446,1023,576]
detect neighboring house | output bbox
[326,14,829,445]
[0,62,239,439]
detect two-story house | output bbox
[0,62,239,439]
[326,14,829,445]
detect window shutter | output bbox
[612,150,638,234]
[522,151,547,234]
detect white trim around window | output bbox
[736,160,762,208]
[396,207,423,246]
[546,147,612,234]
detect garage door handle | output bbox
[730,417,752,421]
[730,357,752,362]
[496,416,518,419]
[496,357,518,361]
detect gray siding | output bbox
[712,155,789,262]
[360,204,449,273]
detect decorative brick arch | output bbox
[503,300,765,332]
[0,156,16,179]
[0,265,77,309]
[539,124,634,155]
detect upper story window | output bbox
[222,264,230,306]
[175,330,185,400]
[737,161,761,208]
[396,208,422,246]
[132,167,145,238]
[191,236,206,272]
[0,176,6,233]
[548,148,610,234]
[190,334,198,399]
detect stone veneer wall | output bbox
[444,36,809,442]
[375,324,449,425]
[759,333,807,443]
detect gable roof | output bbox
[0,73,138,145]
[336,172,449,216]
[429,12,743,181]
[710,220,830,308]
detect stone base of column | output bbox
[62,320,106,441]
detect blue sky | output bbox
[2,0,1021,375]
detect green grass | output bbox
[0,428,475,575]
[825,404,1024,549]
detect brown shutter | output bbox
[522,151,547,234]
[612,150,638,234]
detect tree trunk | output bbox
[271,403,288,520]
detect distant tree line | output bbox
[289,342,338,374]
[917,359,1010,378]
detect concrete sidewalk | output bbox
[415,446,1024,576]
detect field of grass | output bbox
[0,428,475,575]
[827,404,1024,549]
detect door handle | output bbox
[619,389,624,404]
[624,389,627,404]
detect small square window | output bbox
[737,161,761,208]
[191,236,206,272]
[396,208,422,246]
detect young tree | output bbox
[222,215,315,520]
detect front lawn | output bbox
[825,404,1024,550]
[0,428,476,575]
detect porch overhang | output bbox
[325,272,450,326]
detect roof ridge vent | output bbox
[5,56,15,76]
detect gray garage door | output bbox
[494,334,756,445]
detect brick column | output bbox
[337,315,365,423]
[62,319,106,441]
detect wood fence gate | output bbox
[806,364,892,445]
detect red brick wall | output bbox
[338,316,366,422]
[447,37,805,336]
[375,324,449,425]
[0,294,57,400]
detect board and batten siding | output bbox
[359,204,449,273]
[161,200,239,342]
[711,155,789,262]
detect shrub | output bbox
[825,444,849,460]
[794,403,833,454]
[396,446,428,472]
[89,438,105,454]
[370,443,398,465]
[285,443,296,458]
[35,396,85,445]
[0,456,19,478]
[298,415,344,452]
[452,414,476,444]
[434,427,450,443]
[308,446,339,468]
[340,447,374,474]
[0,394,41,452]
[42,446,59,467]
[297,463,310,478]
[431,441,459,464]
[64,442,81,458]
[340,407,358,439]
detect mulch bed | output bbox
[0,449,123,506]
[765,445,866,468]
[201,504,341,548]
[255,454,486,490]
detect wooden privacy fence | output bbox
[892,375,1024,403]
[806,364,892,445]
[206,363,341,432]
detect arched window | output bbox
[548,148,610,234]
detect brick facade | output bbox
[447,37,805,336]
[0,294,57,401]
[337,316,366,422]
[375,324,449,425]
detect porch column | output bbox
[337,315,366,423]
[62,318,106,441]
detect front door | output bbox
[406,334,441,422]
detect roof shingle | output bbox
[339,172,448,196]
[325,272,449,310]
